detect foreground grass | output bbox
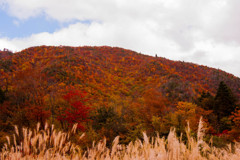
[1,118,240,160]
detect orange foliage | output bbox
[0,45,240,143]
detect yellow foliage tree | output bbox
[174,101,212,132]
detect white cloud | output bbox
[0,21,179,56]
[1,0,240,77]
[182,40,240,77]
[0,38,18,51]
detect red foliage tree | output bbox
[57,90,91,131]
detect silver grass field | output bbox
[1,117,240,160]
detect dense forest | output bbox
[0,46,240,147]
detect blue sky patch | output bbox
[0,8,86,39]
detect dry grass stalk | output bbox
[1,118,240,159]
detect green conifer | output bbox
[214,81,236,119]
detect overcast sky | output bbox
[0,0,240,77]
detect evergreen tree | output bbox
[214,81,236,120]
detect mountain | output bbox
[1,45,240,146]
[1,46,240,107]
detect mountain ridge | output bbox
[1,45,240,104]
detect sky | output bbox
[0,0,240,77]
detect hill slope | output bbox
[1,45,240,146]
[1,46,239,105]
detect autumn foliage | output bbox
[0,46,240,148]
[57,90,91,131]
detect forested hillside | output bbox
[0,46,240,147]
